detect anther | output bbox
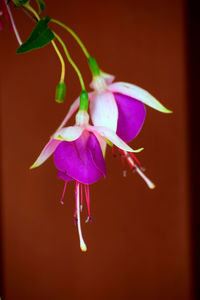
[123,170,127,177]
[85,216,94,223]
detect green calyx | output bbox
[55,82,66,103]
[79,90,89,111]
[88,57,100,76]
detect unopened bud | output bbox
[55,82,66,103]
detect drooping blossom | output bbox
[53,73,171,188]
[31,110,143,251]
[89,72,172,142]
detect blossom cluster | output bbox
[3,0,172,252]
[31,72,171,251]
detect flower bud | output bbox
[55,82,66,103]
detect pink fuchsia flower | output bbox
[31,110,143,251]
[89,71,172,143]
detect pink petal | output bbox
[90,91,118,132]
[108,82,172,113]
[54,126,84,141]
[30,138,61,169]
[87,125,143,153]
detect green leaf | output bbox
[35,0,46,13]
[12,0,29,6]
[16,16,54,54]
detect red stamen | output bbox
[84,184,91,217]
[129,152,141,166]
[60,181,67,205]
[112,146,117,157]
[74,182,78,218]
[80,183,83,211]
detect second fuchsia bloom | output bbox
[31,110,142,251]
[89,72,172,143]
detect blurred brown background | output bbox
[0,0,193,299]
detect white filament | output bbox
[76,183,87,252]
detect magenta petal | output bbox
[57,171,74,182]
[54,131,106,184]
[114,93,146,142]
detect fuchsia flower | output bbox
[55,72,171,188]
[88,72,171,188]
[31,110,142,251]
[89,72,172,142]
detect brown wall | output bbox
[0,0,192,299]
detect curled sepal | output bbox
[108,82,172,113]
[16,16,54,54]
[88,125,144,153]
[55,82,66,103]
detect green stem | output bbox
[24,3,66,84]
[51,19,90,58]
[24,3,40,20]
[53,32,85,91]
[51,40,65,82]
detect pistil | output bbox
[76,182,87,252]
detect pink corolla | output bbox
[31,110,142,251]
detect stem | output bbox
[24,4,66,84]
[24,2,40,21]
[51,40,65,82]
[51,19,90,58]
[54,32,85,90]
[4,0,22,45]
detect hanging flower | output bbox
[31,110,143,251]
[89,71,172,143]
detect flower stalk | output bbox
[51,18,90,58]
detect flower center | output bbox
[92,75,107,92]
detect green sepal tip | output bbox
[55,82,66,103]
[88,57,100,76]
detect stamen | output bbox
[112,147,117,158]
[129,152,142,166]
[60,181,67,204]
[123,170,127,177]
[76,183,87,252]
[85,216,94,223]
[84,184,91,217]
[122,151,155,189]
[80,183,83,211]
[134,166,156,189]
